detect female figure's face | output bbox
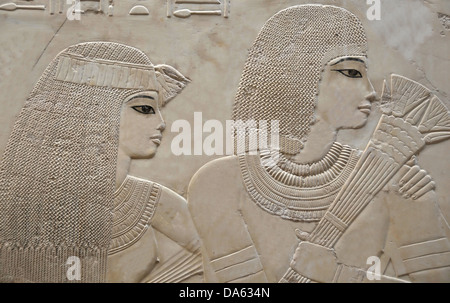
[315,56,377,130]
[119,91,166,159]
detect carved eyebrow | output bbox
[127,95,155,102]
[330,58,366,66]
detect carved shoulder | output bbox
[188,155,244,212]
[188,156,268,282]
[152,184,201,252]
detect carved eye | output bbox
[132,105,155,115]
[333,69,363,78]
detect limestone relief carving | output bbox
[438,12,450,30]
[167,0,229,18]
[129,5,150,16]
[49,0,65,15]
[187,5,450,283]
[0,42,202,283]
[0,2,45,11]
[0,0,449,286]
[0,0,114,15]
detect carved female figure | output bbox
[188,5,450,283]
[0,42,202,283]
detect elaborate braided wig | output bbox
[0,42,189,282]
[232,5,368,154]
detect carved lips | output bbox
[150,134,162,146]
[358,103,372,115]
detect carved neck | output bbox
[115,149,131,190]
[288,118,337,164]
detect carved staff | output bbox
[280,74,450,283]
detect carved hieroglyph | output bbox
[167,0,230,18]
[0,42,202,283]
[188,5,450,283]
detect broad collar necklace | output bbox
[109,175,161,255]
[239,142,360,222]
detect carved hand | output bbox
[392,157,435,200]
[290,241,339,283]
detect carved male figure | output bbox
[188,5,450,283]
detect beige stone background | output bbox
[0,0,449,223]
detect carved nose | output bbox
[366,79,378,103]
[366,91,378,103]
[157,122,166,132]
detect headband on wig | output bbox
[55,52,190,107]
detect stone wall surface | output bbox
[0,0,448,283]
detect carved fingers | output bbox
[295,228,310,242]
[397,164,435,200]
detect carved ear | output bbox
[154,64,190,106]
